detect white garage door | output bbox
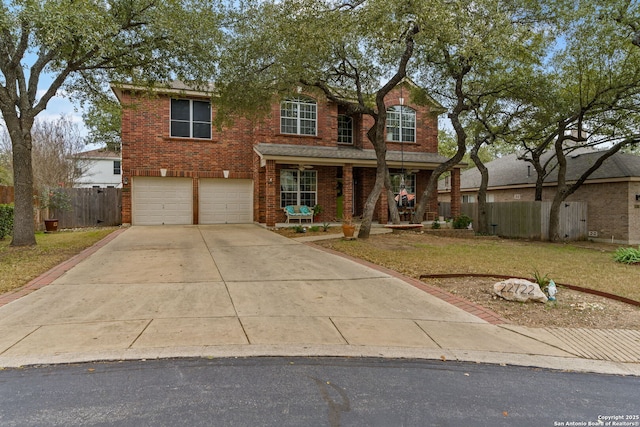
[199,179,253,224]
[132,177,193,225]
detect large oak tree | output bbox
[0,0,223,246]
[511,1,640,240]
[218,0,425,238]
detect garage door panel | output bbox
[200,179,253,224]
[132,177,193,225]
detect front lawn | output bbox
[0,228,118,295]
[312,232,640,329]
[313,232,640,302]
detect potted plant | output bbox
[313,204,323,222]
[39,188,72,232]
[342,217,356,238]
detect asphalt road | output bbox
[1,357,638,427]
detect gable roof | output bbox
[455,150,640,190]
[112,79,447,114]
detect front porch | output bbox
[253,143,462,227]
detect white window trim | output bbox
[386,105,416,143]
[280,97,317,136]
[280,169,317,207]
[170,98,212,139]
[337,114,353,144]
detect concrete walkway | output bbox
[0,224,638,376]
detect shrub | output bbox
[292,225,305,233]
[431,220,441,229]
[322,222,330,231]
[39,188,72,219]
[0,204,13,240]
[308,226,320,232]
[452,214,472,229]
[613,246,640,265]
[532,268,550,289]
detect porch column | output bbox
[343,163,353,221]
[265,160,277,226]
[451,168,461,218]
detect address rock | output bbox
[493,279,548,303]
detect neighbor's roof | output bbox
[254,143,463,169]
[452,150,640,191]
[75,149,121,159]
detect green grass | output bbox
[613,246,640,265]
[0,228,118,295]
[315,234,640,302]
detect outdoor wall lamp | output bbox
[123,177,128,185]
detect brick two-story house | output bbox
[112,80,462,227]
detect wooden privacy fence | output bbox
[49,188,122,229]
[0,185,14,204]
[439,201,587,241]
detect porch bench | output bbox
[284,205,314,223]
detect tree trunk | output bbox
[8,117,37,246]
[387,187,400,224]
[547,194,563,241]
[471,145,489,234]
[357,164,386,239]
[533,155,545,201]
[358,115,395,239]
[413,85,468,222]
[385,169,400,224]
[547,129,568,242]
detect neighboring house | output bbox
[439,151,640,245]
[112,80,464,227]
[74,149,122,188]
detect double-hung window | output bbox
[171,99,211,139]
[113,160,121,175]
[386,106,416,143]
[280,169,317,208]
[280,97,317,136]
[337,114,353,144]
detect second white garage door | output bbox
[199,179,253,224]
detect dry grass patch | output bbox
[312,232,640,329]
[314,232,640,301]
[0,227,118,295]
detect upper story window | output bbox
[170,98,211,139]
[113,160,121,175]
[386,106,416,143]
[281,97,317,136]
[337,115,353,144]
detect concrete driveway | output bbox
[2,224,637,375]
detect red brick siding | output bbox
[120,87,444,225]
[359,87,439,153]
